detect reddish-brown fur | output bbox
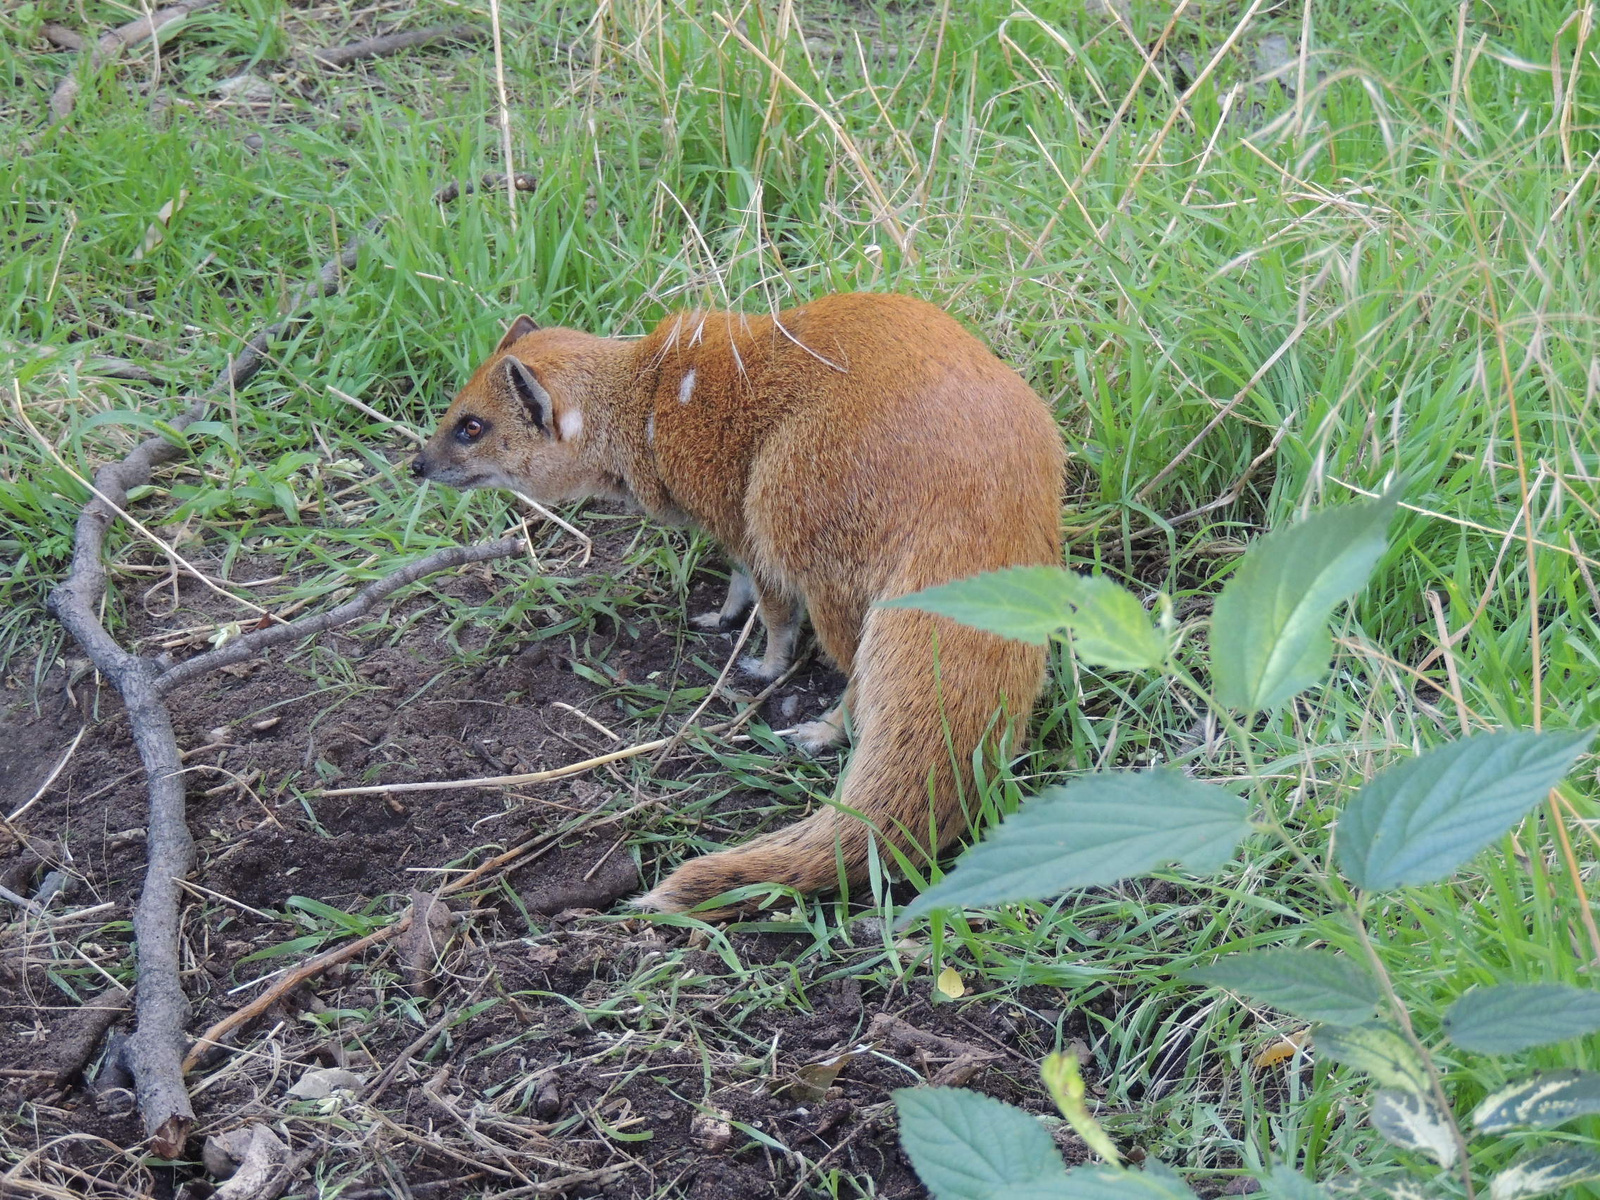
[413,293,1064,912]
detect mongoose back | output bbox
[413,292,1064,912]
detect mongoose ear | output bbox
[496,315,539,353]
[504,357,554,435]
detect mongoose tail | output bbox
[638,601,1046,911]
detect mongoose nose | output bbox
[409,455,427,480]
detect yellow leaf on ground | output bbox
[1253,1029,1312,1068]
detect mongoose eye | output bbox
[456,416,488,443]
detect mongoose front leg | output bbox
[690,569,755,631]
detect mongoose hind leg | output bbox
[738,583,804,682]
[788,682,855,754]
[690,569,755,631]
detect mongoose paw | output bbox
[738,655,785,683]
[788,717,846,756]
[689,611,725,631]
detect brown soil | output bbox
[0,528,1089,1199]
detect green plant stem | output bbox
[1174,661,1474,1191]
[1349,900,1476,1198]
[1169,663,1344,908]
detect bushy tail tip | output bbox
[635,809,871,913]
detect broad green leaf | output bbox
[1058,1162,1200,1199]
[1316,1025,1430,1094]
[1489,1146,1600,1200]
[1368,1089,1457,1168]
[882,566,1073,645]
[1472,1070,1600,1132]
[1446,984,1600,1053]
[894,1087,1070,1200]
[883,567,1167,669]
[1055,574,1168,671]
[900,772,1250,924]
[1187,949,1381,1026]
[1211,484,1401,712]
[1336,731,1591,891]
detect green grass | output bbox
[4,0,1600,1192]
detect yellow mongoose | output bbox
[413,292,1064,912]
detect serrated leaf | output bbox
[1446,984,1600,1053]
[1336,731,1592,891]
[899,772,1251,924]
[1188,949,1381,1026]
[1057,1162,1200,1199]
[1369,1089,1457,1167]
[1490,1146,1600,1200]
[1055,574,1168,671]
[894,1087,1070,1200]
[884,568,1167,671]
[1316,1024,1429,1094]
[1211,484,1401,713]
[882,566,1074,645]
[1472,1070,1600,1132]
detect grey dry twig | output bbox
[49,0,218,124]
[45,173,534,1156]
[310,25,488,69]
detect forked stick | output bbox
[49,0,218,124]
[45,173,533,1155]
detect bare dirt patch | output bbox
[0,523,1087,1198]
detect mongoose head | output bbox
[412,316,611,502]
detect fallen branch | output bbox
[867,1013,999,1064]
[310,25,488,69]
[155,537,521,693]
[0,883,44,916]
[47,227,371,1158]
[49,0,218,125]
[432,172,539,207]
[26,984,131,1095]
[45,172,534,1155]
[41,24,86,51]
[184,919,411,1075]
